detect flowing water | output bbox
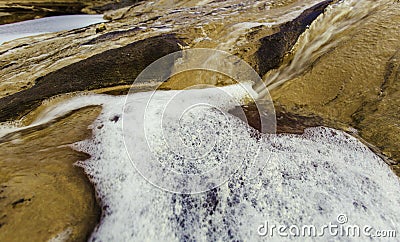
[0,14,105,44]
[13,84,400,241]
[1,0,400,241]
[254,0,391,95]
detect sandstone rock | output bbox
[95,22,106,33]
[3,0,399,240]
[0,34,184,121]
[255,0,333,77]
[0,1,335,240]
[229,103,324,135]
[271,2,400,175]
[0,0,142,25]
[0,0,331,121]
[0,106,101,242]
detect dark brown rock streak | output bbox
[0,34,184,121]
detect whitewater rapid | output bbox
[24,83,398,241]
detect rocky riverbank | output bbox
[0,0,332,120]
[0,106,101,242]
[0,1,335,240]
[0,0,399,241]
[0,0,141,25]
[271,1,400,175]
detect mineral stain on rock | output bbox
[0,34,184,122]
[0,1,333,122]
[255,0,333,76]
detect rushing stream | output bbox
[24,84,400,241]
[254,0,390,95]
[0,0,399,241]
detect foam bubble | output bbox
[64,84,400,241]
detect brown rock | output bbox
[0,34,184,121]
[0,0,143,25]
[0,105,102,242]
[271,2,400,175]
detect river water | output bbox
[0,14,105,44]
[21,83,400,241]
[0,0,399,241]
[254,0,392,95]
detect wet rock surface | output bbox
[255,0,332,76]
[0,106,101,242]
[0,0,329,121]
[230,103,323,135]
[271,1,400,175]
[1,0,400,240]
[0,1,334,239]
[0,0,142,25]
[0,34,183,121]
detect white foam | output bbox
[56,84,400,241]
[47,227,72,242]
